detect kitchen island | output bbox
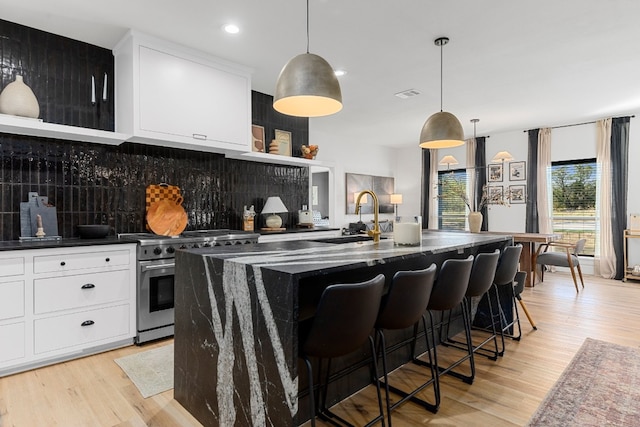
[173,231,511,426]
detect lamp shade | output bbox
[261,196,288,214]
[492,151,514,162]
[273,53,343,117]
[419,111,465,149]
[439,155,459,167]
[390,194,403,204]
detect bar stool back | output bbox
[493,244,523,353]
[301,273,386,427]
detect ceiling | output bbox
[2,0,639,149]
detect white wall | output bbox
[312,114,640,237]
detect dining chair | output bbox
[534,238,586,292]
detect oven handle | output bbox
[140,262,175,272]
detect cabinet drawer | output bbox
[33,249,131,273]
[34,304,131,354]
[0,280,25,320]
[0,322,25,363]
[0,257,25,277]
[34,270,130,314]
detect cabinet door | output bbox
[139,46,249,148]
[0,280,25,320]
[0,322,25,363]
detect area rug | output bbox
[526,338,640,426]
[114,344,174,398]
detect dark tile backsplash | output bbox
[0,135,309,240]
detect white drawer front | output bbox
[0,280,25,320]
[0,322,25,363]
[0,257,25,277]
[33,249,131,273]
[34,270,131,314]
[34,304,131,354]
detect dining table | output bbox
[486,232,561,287]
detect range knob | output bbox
[166,246,176,254]
[153,247,162,255]
[203,243,212,248]
[192,243,200,248]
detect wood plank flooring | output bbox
[1,272,639,426]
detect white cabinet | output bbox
[114,30,252,154]
[0,244,136,376]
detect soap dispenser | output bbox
[298,204,313,225]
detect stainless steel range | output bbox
[119,229,260,344]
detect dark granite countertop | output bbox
[0,236,134,251]
[257,226,340,235]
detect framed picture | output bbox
[488,185,504,204]
[509,184,526,203]
[509,161,526,181]
[488,163,503,182]
[251,125,265,152]
[270,129,292,156]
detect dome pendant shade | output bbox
[419,111,465,148]
[273,53,343,117]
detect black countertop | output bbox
[0,236,134,251]
[257,226,340,235]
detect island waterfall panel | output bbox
[174,232,512,426]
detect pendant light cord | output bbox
[439,41,443,112]
[306,0,310,54]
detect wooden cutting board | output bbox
[145,183,183,232]
[146,197,188,236]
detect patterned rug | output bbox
[114,344,174,398]
[526,338,640,426]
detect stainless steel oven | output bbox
[119,230,260,344]
[137,258,176,343]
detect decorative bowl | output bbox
[77,224,111,239]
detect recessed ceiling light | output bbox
[334,69,347,77]
[223,24,240,34]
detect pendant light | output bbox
[419,37,464,149]
[273,0,342,117]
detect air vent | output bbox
[394,89,421,99]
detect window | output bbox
[550,159,597,256]
[438,169,468,230]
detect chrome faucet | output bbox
[355,190,381,243]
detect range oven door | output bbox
[137,259,175,343]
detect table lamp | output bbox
[390,193,403,217]
[262,196,288,228]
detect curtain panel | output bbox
[526,129,540,233]
[475,136,488,230]
[611,116,631,280]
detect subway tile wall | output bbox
[0,134,309,240]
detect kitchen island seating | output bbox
[444,250,502,361]
[492,245,523,352]
[513,271,537,330]
[300,274,386,427]
[394,256,474,413]
[534,238,586,292]
[374,264,438,425]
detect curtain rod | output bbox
[522,115,635,132]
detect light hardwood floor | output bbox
[1,272,639,427]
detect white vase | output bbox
[468,211,483,233]
[0,75,40,118]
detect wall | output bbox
[0,21,310,240]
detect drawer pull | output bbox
[81,320,95,327]
[60,261,66,266]
[105,258,110,262]
[192,133,207,140]
[81,283,96,289]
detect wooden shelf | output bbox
[0,113,128,145]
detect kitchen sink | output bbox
[312,235,388,244]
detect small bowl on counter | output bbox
[77,224,111,239]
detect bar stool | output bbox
[443,250,501,361]
[400,256,474,410]
[492,245,523,355]
[374,264,438,425]
[513,271,537,330]
[300,274,386,427]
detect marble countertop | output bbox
[183,230,512,277]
